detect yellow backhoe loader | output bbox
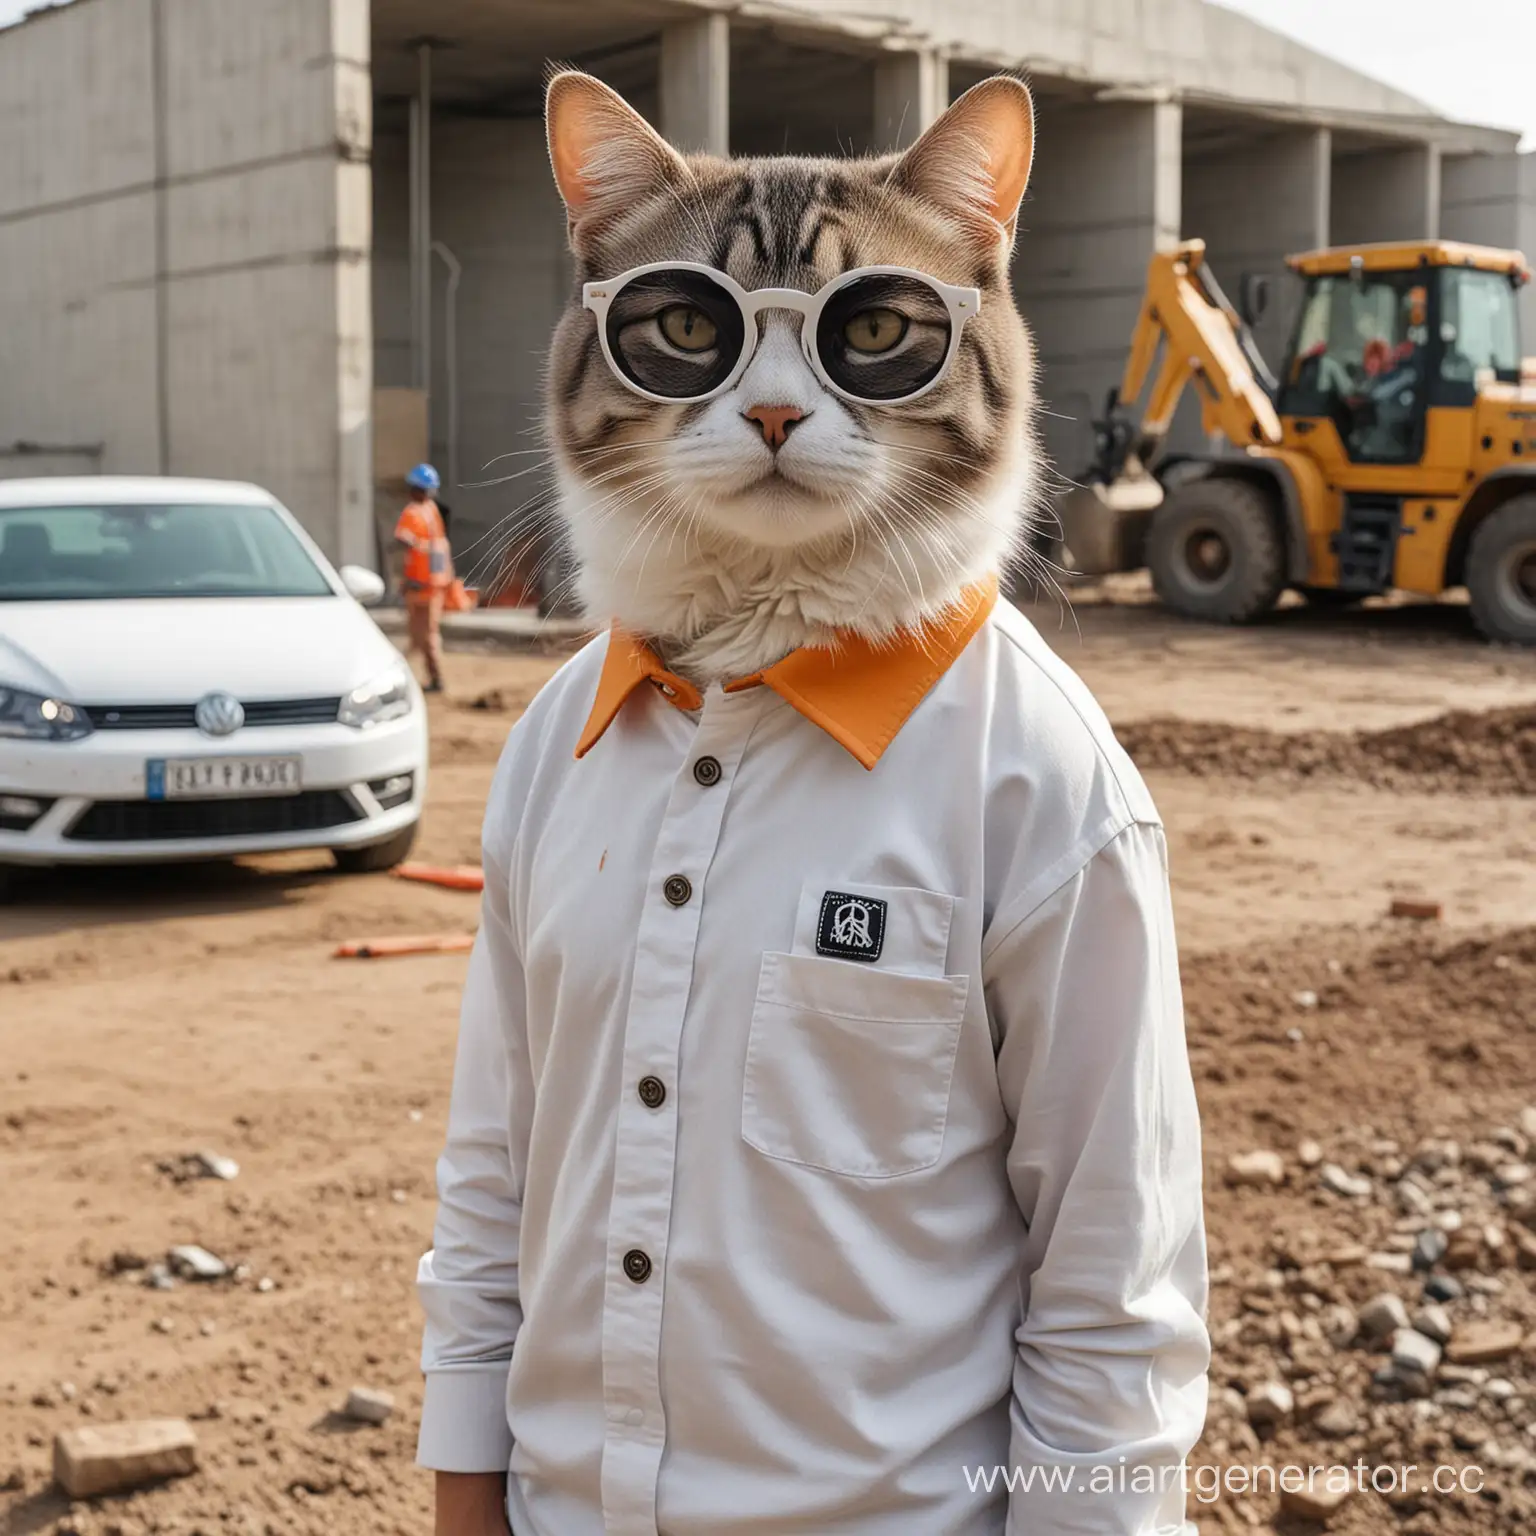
[1058,238,1536,642]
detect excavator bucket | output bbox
[1058,465,1165,577]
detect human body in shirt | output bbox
[419,70,1209,1536]
[395,461,451,694]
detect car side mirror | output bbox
[339,565,386,606]
[1239,272,1271,327]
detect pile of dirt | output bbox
[1183,925,1536,1145]
[1118,705,1536,794]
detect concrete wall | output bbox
[1331,144,1440,245]
[0,0,160,474]
[1013,100,1182,480]
[0,0,373,566]
[1183,128,1329,369]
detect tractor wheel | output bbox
[1146,478,1286,624]
[1466,496,1536,645]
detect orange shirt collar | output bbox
[575,578,997,770]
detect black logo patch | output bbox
[816,891,887,963]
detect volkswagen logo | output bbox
[195,691,245,737]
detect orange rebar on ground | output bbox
[392,863,485,892]
[332,933,476,959]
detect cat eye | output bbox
[582,262,981,407]
[842,308,907,354]
[660,306,718,352]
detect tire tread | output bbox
[1147,476,1286,624]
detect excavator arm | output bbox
[1061,240,1284,575]
[1091,239,1283,482]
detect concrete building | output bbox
[1,0,1531,588]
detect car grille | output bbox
[65,791,362,843]
[82,697,342,730]
[243,697,342,726]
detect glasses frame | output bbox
[581,261,982,408]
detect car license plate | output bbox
[146,756,302,800]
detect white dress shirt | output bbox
[417,583,1209,1534]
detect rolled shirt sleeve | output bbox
[986,819,1209,1533]
[416,761,531,1473]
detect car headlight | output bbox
[0,685,93,741]
[338,665,415,729]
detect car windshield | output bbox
[0,501,334,601]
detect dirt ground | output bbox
[3,586,1535,1535]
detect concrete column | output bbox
[1012,99,1182,479]
[1331,142,1441,244]
[1183,127,1331,374]
[872,49,948,152]
[155,0,373,566]
[660,14,729,154]
[1443,148,1536,345]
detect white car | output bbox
[0,477,427,896]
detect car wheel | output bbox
[0,866,15,904]
[1147,477,1286,624]
[332,823,418,875]
[1466,496,1536,645]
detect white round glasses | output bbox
[581,262,983,408]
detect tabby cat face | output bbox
[544,72,1039,653]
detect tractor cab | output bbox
[1276,242,1527,468]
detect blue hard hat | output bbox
[405,463,440,492]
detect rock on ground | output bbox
[341,1386,395,1425]
[1280,1476,1354,1522]
[1245,1380,1294,1426]
[1226,1150,1285,1187]
[1357,1292,1410,1339]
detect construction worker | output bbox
[395,463,451,694]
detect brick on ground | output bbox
[1444,1320,1524,1365]
[53,1419,198,1498]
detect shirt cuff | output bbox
[416,1365,514,1472]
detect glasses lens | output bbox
[815,274,954,402]
[604,269,746,400]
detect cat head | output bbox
[543,69,1040,678]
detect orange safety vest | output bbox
[395,497,451,598]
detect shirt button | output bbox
[692,755,722,787]
[662,874,692,907]
[622,1248,652,1284]
[637,1075,667,1109]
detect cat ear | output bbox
[895,76,1035,254]
[546,71,689,245]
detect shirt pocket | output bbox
[742,950,970,1179]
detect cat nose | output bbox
[743,404,807,449]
